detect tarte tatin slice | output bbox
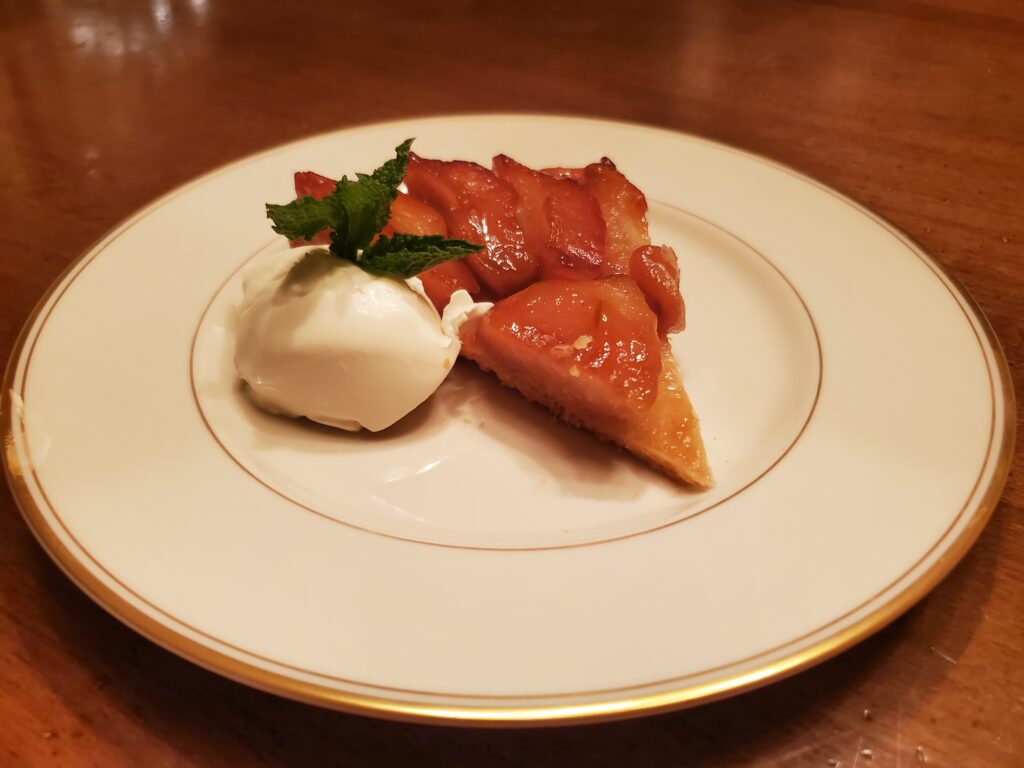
[291,150,712,487]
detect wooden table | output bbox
[2,1,1021,764]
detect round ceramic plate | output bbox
[2,115,1014,725]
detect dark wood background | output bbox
[2,1,1021,765]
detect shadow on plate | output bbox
[236,360,689,502]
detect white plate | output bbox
[2,115,1013,725]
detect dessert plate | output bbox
[2,115,1013,725]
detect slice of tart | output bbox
[290,153,712,487]
[460,277,711,487]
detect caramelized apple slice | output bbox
[546,182,609,280]
[404,153,539,297]
[544,160,652,273]
[418,260,481,313]
[462,277,662,424]
[630,245,685,334]
[580,158,651,274]
[380,192,448,237]
[493,155,608,282]
[294,170,337,199]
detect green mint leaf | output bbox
[266,139,414,255]
[329,175,394,256]
[358,234,481,278]
[370,138,414,190]
[264,140,484,278]
[266,195,340,241]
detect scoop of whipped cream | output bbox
[234,245,490,431]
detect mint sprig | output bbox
[265,139,480,279]
[329,175,393,256]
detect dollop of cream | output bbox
[234,245,490,431]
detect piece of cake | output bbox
[290,151,712,486]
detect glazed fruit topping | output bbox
[463,277,662,423]
[404,153,539,298]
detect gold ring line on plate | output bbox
[186,201,823,551]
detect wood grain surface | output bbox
[1,1,1021,765]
